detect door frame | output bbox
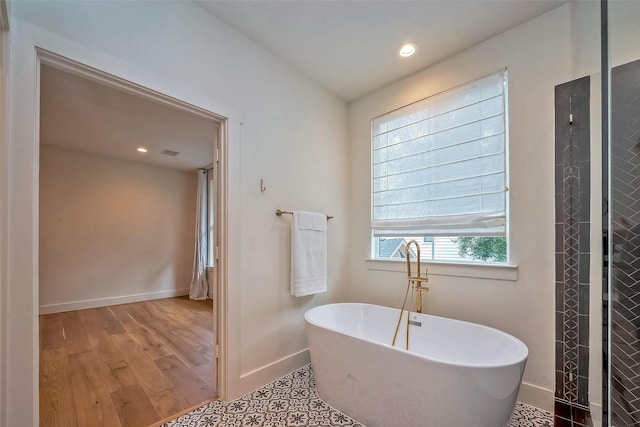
[35,48,230,401]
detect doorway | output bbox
[36,52,227,426]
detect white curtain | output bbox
[190,170,209,300]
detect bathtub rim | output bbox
[304,302,528,369]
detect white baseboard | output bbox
[589,402,602,425]
[39,288,190,314]
[517,382,602,422]
[518,382,554,412]
[238,349,310,396]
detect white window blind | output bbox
[372,70,507,237]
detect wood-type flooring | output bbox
[39,296,216,427]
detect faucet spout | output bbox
[405,240,429,313]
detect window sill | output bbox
[365,258,518,281]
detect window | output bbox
[371,70,508,263]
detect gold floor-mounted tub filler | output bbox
[392,239,429,350]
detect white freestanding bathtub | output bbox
[304,303,528,427]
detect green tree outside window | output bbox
[456,237,507,262]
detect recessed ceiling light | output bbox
[136,147,148,153]
[398,42,418,58]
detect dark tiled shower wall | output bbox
[555,76,592,426]
[610,59,640,427]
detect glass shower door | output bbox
[606,2,640,426]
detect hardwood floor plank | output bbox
[151,327,211,368]
[128,327,173,361]
[154,354,216,406]
[61,311,92,355]
[79,306,125,336]
[68,351,123,427]
[144,300,213,341]
[95,306,126,335]
[106,305,175,361]
[194,361,217,392]
[40,313,66,351]
[107,304,142,332]
[146,388,191,420]
[109,332,174,394]
[154,297,213,323]
[140,301,213,359]
[123,304,211,368]
[189,311,215,330]
[77,307,103,334]
[40,347,77,427]
[172,319,214,346]
[119,303,155,327]
[87,331,138,394]
[110,384,159,427]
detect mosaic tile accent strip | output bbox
[160,365,553,427]
[553,400,593,427]
[610,58,640,427]
[554,76,591,410]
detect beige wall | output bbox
[39,145,197,313]
[346,1,601,413]
[4,1,349,425]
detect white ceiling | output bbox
[39,1,570,165]
[196,0,569,102]
[40,64,217,171]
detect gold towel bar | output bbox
[276,209,333,220]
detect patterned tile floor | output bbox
[161,365,553,427]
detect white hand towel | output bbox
[291,211,327,297]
